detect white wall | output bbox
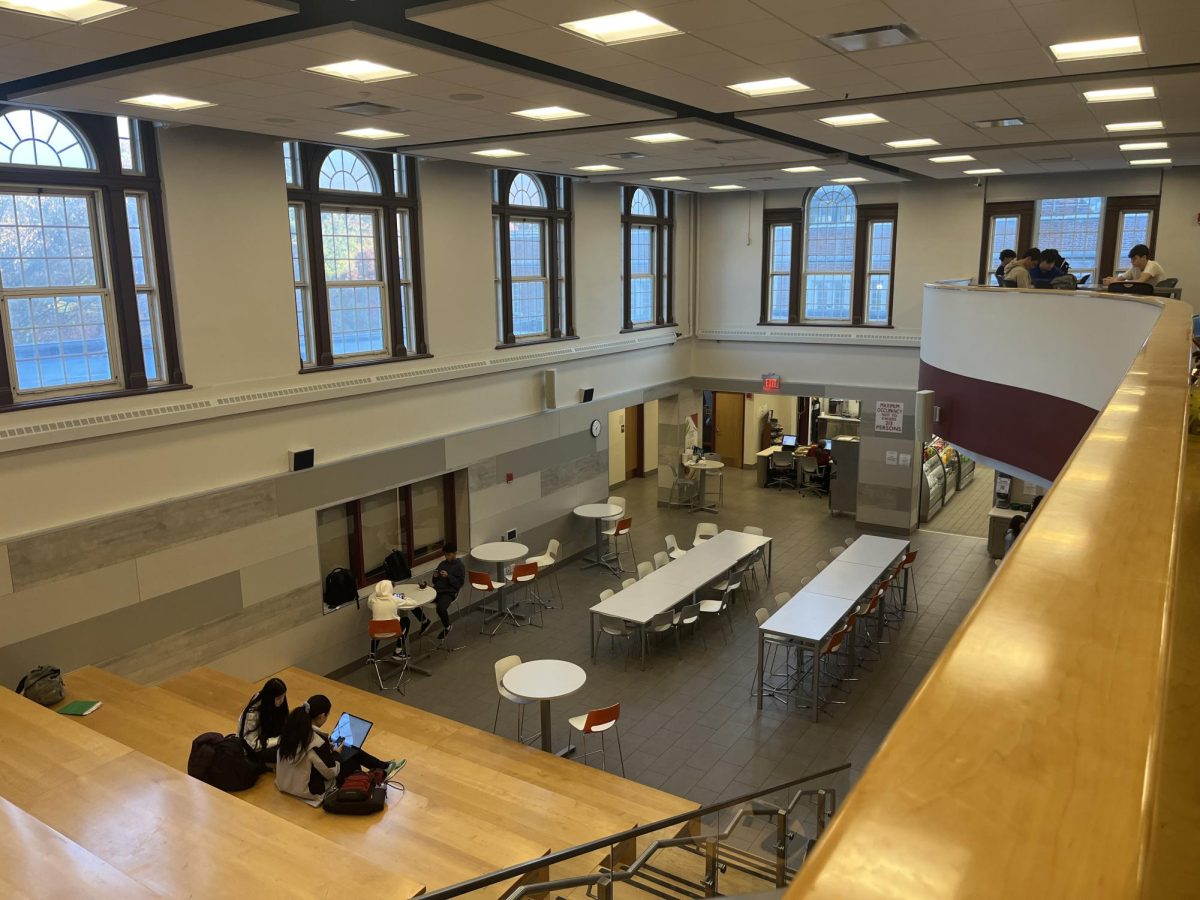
[1155,168,1200,313]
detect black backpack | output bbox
[15,665,64,706]
[384,549,411,583]
[187,732,261,792]
[323,567,359,609]
[322,770,388,815]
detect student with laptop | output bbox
[275,694,402,801]
[238,676,289,768]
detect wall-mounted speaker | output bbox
[544,368,558,410]
[289,448,315,471]
[581,387,594,403]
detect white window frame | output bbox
[767,222,793,324]
[801,185,857,322]
[503,214,550,340]
[125,190,163,384]
[319,203,389,360]
[628,222,657,326]
[289,201,314,366]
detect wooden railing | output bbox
[787,295,1195,898]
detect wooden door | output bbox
[624,405,642,479]
[713,392,744,469]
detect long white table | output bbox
[757,535,909,721]
[591,529,772,667]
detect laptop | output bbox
[780,434,798,450]
[329,712,373,756]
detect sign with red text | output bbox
[761,373,781,393]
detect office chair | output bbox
[766,450,796,491]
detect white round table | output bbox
[388,585,439,675]
[471,541,529,582]
[684,459,725,513]
[502,659,587,755]
[574,503,623,574]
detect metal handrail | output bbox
[417,762,851,900]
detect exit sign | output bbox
[762,373,782,393]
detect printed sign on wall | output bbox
[875,401,904,434]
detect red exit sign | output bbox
[762,374,782,392]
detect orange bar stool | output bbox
[567,703,625,775]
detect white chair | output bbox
[602,516,637,572]
[713,558,751,612]
[844,537,856,548]
[667,463,697,509]
[693,522,718,548]
[816,560,828,572]
[567,704,625,776]
[493,655,535,744]
[647,610,679,659]
[525,538,562,609]
[774,591,790,610]
[665,534,687,560]
[698,590,735,642]
[744,526,765,536]
[509,562,545,628]
[606,495,626,517]
[673,602,702,643]
[621,578,637,589]
[599,588,615,602]
[754,607,798,703]
[743,526,768,588]
[653,550,670,569]
[595,615,634,664]
[829,546,844,559]
[801,576,812,587]
[637,561,655,580]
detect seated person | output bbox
[1004,515,1026,554]
[424,543,465,640]
[994,249,1016,285]
[275,694,401,801]
[238,676,288,768]
[1003,247,1040,288]
[805,442,833,491]
[1031,249,1066,287]
[368,579,411,661]
[1102,244,1165,287]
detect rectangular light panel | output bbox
[782,165,824,173]
[727,77,812,97]
[629,132,691,143]
[820,113,887,127]
[1119,141,1168,151]
[560,11,681,45]
[121,94,213,111]
[1083,86,1155,103]
[964,168,1003,175]
[1050,35,1143,62]
[886,138,940,149]
[710,184,744,190]
[651,176,688,182]
[1129,158,1172,165]
[471,148,528,158]
[1104,120,1164,132]
[307,60,414,83]
[338,127,408,140]
[832,177,868,183]
[575,164,622,172]
[0,0,129,22]
[512,106,588,121]
[930,154,975,163]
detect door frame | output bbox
[624,404,644,478]
[711,390,745,469]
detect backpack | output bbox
[384,549,411,583]
[187,732,261,792]
[323,567,359,609]
[322,769,388,815]
[1108,281,1154,296]
[15,665,64,706]
[1050,274,1078,291]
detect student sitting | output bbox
[238,676,288,768]
[1004,515,1026,555]
[1031,249,1065,287]
[1102,243,1165,287]
[994,249,1016,285]
[1003,247,1039,288]
[275,694,401,801]
[369,579,411,660]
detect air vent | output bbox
[820,24,922,53]
[973,117,1026,128]
[327,101,406,117]
[0,399,213,440]
[700,138,755,145]
[217,377,373,406]
[605,151,646,160]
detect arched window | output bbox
[803,185,857,320]
[0,108,94,170]
[630,188,656,217]
[622,186,674,330]
[318,148,380,193]
[508,172,546,208]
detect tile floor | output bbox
[336,467,993,816]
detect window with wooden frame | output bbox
[621,186,674,330]
[316,472,459,588]
[285,142,426,370]
[979,201,1034,285]
[492,170,573,346]
[760,190,897,326]
[0,106,181,410]
[1100,195,1159,280]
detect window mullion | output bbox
[303,201,333,367]
[101,184,146,390]
[382,207,405,358]
[548,212,561,338]
[499,213,515,344]
[622,215,633,330]
[0,299,13,406]
[789,216,802,325]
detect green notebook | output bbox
[58,700,102,717]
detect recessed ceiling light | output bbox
[0,0,129,23]
[559,10,681,45]
[831,177,868,184]
[781,165,824,173]
[973,117,1026,128]
[337,127,407,140]
[820,113,888,127]
[727,77,812,98]
[651,176,688,182]
[575,164,622,172]
[121,94,214,111]
[930,154,975,163]
[710,184,745,191]
[512,106,588,121]
[964,168,1003,175]
[1083,86,1155,103]
[629,132,691,144]
[885,138,940,149]
[1129,157,1172,166]
[471,148,528,158]
[1104,120,1164,132]
[307,60,414,83]
[1049,35,1143,62]
[1119,141,1168,151]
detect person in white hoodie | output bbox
[369,579,411,660]
[275,694,400,801]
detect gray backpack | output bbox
[16,665,64,705]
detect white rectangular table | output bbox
[835,535,910,568]
[591,529,772,667]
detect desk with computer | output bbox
[754,434,830,495]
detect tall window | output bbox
[492,170,573,345]
[285,142,426,369]
[762,187,896,325]
[979,201,1033,284]
[0,107,179,408]
[1101,196,1159,279]
[1035,196,1103,281]
[621,186,673,330]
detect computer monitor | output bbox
[821,439,832,451]
[780,434,797,450]
[330,712,373,750]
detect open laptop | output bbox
[329,712,373,756]
[780,434,798,450]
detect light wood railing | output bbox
[787,295,1195,898]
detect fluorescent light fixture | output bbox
[575,164,622,172]
[651,176,688,182]
[560,11,681,45]
[307,60,414,83]
[964,168,1003,175]
[1129,157,1172,165]
[831,177,868,183]
[337,127,407,140]
[0,0,129,23]
[471,148,528,158]
[1083,86,1155,103]
[1104,120,1164,132]
[1049,35,1143,62]
[727,77,812,97]
[781,165,824,173]
[819,112,887,127]
[1119,141,1168,151]
[512,106,588,121]
[709,184,745,191]
[929,154,975,163]
[629,132,691,144]
[121,94,214,111]
[885,138,940,149]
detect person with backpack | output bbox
[237,677,289,767]
[369,579,412,660]
[275,695,401,801]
